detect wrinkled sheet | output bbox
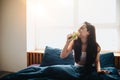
[0,65,120,80]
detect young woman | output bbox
[60,22,110,75]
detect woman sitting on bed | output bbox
[60,21,110,75]
[1,22,112,80]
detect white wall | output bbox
[0,0,2,71]
[117,0,120,50]
[0,0,26,72]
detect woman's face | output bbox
[78,24,89,38]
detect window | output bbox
[27,0,120,52]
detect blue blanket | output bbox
[0,65,120,80]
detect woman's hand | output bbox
[98,70,110,74]
[66,33,74,43]
[66,32,79,43]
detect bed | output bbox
[0,46,120,80]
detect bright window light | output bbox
[27,0,119,52]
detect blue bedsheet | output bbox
[0,65,120,80]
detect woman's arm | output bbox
[96,53,101,72]
[96,47,110,74]
[60,34,74,59]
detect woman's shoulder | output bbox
[97,45,101,53]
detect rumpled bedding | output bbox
[0,65,120,80]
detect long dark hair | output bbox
[73,22,100,73]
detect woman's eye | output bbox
[82,27,84,29]
[82,27,85,29]
[80,27,83,30]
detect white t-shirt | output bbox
[75,52,86,67]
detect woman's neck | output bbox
[81,37,87,44]
[81,44,87,52]
[81,38,87,52]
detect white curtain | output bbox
[27,0,120,51]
